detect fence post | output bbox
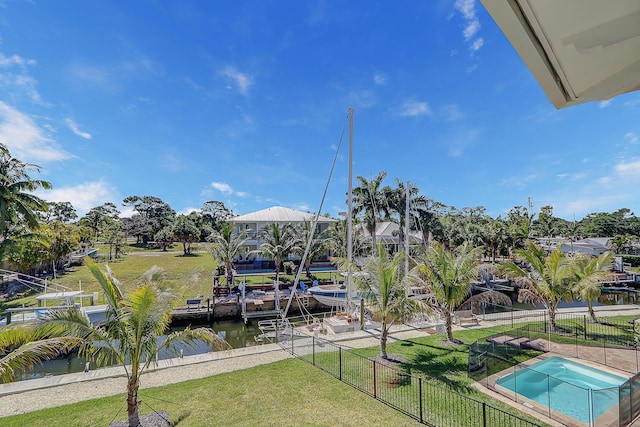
[583,315,587,340]
[291,327,294,355]
[312,335,315,365]
[373,360,377,398]
[482,402,487,427]
[339,347,342,381]
[419,377,423,423]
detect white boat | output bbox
[308,284,363,307]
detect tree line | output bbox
[2,142,639,276]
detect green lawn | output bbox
[1,249,334,316]
[0,358,422,427]
[0,325,551,427]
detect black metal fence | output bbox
[282,330,541,427]
[469,311,640,426]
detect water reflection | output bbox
[19,319,264,381]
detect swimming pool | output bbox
[496,356,627,423]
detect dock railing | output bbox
[280,328,541,427]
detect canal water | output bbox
[18,319,265,381]
[16,290,639,381]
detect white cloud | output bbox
[442,104,463,121]
[0,53,36,68]
[221,66,253,96]
[373,72,387,85]
[37,180,119,217]
[624,132,638,144]
[64,118,92,139]
[614,160,640,178]
[291,203,311,212]
[210,181,234,195]
[0,52,43,104]
[454,0,484,55]
[0,102,74,162]
[178,206,200,216]
[463,20,480,41]
[397,100,432,117]
[470,38,484,52]
[599,100,612,108]
[454,0,476,20]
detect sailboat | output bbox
[282,108,359,314]
[306,108,369,314]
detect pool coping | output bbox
[479,352,633,427]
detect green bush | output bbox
[621,255,640,267]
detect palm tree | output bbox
[0,144,51,261]
[256,223,298,309]
[292,221,328,279]
[571,252,614,323]
[0,323,84,383]
[354,245,422,359]
[410,242,510,342]
[326,218,365,259]
[383,180,429,252]
[352,171,389,253]
[41,258,230,427]
[208,222,248,286]
[501,241,572,331]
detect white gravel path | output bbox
[0,344,292,417]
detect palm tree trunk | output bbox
[380,320,388,359]
[588,301,598,323]
[226,259,233,286]
[127,376,140,427]
[444,310,454,342]
[548,308,557,332]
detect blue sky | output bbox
[1,1,639,221]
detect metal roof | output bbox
[229,206,337,224]
[481,0,640,108]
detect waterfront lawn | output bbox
[1,250,335,316]
[0,358,421,427]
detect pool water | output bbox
[496,356,627,423]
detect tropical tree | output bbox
[506,204,536,252]
[154,226,174,251]
[410,242,510,342]
[42,201,78,224]
[482,217,509,263]
[201,200,234,233]
[383,180,428,251]
[501,241,573,331]
[571,252,614,323]
[0,323,84,383]
[40,259,230,427]
[353,245,422,359]
[80,203,120,244]
[352,171,390,253]
[0,144,51,262]
[173,215,199,255]
[256,223,298,309]
[292,221,328,279]
[326,218,365,258]
[123,195,176,242]
[208,222,247,286]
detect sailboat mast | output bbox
[346,107,354,313]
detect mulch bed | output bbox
[109,411,170,427]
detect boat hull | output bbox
[309,286,362,307]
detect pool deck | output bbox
[475,304,640,427]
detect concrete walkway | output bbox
[1,304,639,418]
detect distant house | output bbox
[228,206,337,263]
[358,221,423,252]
